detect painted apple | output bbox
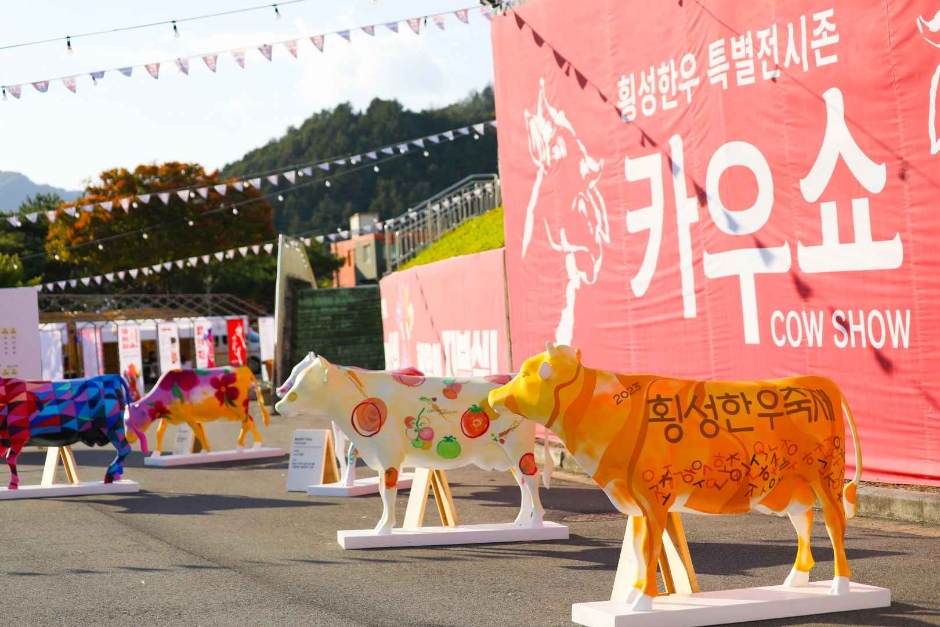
[351,398,387,437]
[393,373,426,387]
[436,436,461,459]
[519,452,538,476]
[419,426,434,442]
[460,404,490,439]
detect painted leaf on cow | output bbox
[172,384,184,403]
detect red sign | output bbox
[380,250,512,378]
[493,2,940,485]
[227,318,247,367]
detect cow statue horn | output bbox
[545,341,558,357]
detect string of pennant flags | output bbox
[1,6,491,101]
[36,178,498,293]
[4,119,496,227]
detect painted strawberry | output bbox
[460,404,490,439]
[519,452,538,476]
[436,436,461,459]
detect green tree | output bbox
[0,252,23,287]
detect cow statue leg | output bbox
[509,466,544,528]
[153,419,168,457]
[0,440,12,489]
[783,506,815,588]
[105,429,132,483]
[342,443,358,487]
[815,485,852,595]
[237,418,263,452]
[375,465,403,535]
[4,438,27,490]
[630,510,668,612]
[193,422,212,453]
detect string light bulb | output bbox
[189,191,196,199]
[132,202,138,209]
[12,263,18,270]
[423,150,430,157]
[173,21,180,38]
[188,219,194,226]
[274,4,281,19]
[142,233,149,239]
[232,208,238,215]
[54,253,60,260]
[277,195,284,202]
[66,36,73,54]
[373,165,380,173]
[474,133,480,140]
[98,243,104,250]
[325,180,331,188]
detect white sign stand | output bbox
[337,467,569,549]
[172,424,196,457]
[0,446,139,500]
[288,429,334,491]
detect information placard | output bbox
[157,321,181,373]
[286,429,328,491]
[0,287,41,379]
[172,424,195,456]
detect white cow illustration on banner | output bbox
[918,10,940,154]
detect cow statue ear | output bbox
[538,361,554,381]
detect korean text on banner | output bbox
[157,321,181,373]
[193,318,215,368]
[379,249,512,378]
[492,1,940,485]
[227,318,247,367]
[0,287,41,379]
[118,324,144,401]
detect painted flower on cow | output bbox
[210,372,239,407]
[158,369,200,392]
[147,400,172,422]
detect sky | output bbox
[0,0,496,192]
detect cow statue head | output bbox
[487,342,582,436]
[275,355,332,418]
[277,351,318,398]
[124,404,151,456]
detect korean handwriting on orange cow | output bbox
[275,356,551,535]
[488,343,862,612]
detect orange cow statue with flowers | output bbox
[488,342,862,612]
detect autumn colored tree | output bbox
[45,162,275,275]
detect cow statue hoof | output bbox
[830,576,850,595]
[252,441,262,450]
[630,593,654,612]
[237,445,244,453]
[784,568,810,588]
[150,451,162,458]
[7,483,17,490]
[104,475,114,484]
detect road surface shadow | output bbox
[62,492,331,515]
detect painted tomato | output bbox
[351,398,387,437]
[419,426,435,442]
[436,436,461,459]
[404,416,416,429]
[519,452,538,476]
[485,374,513,385]
[393,373,426,387]
[460,404,490,439]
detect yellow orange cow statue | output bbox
[488,342,862,612]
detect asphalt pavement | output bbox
[2,406,938,627]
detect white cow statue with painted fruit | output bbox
[275,355,551,535]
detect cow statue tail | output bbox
[542,441,555,489]
[117,375,133,408]
[841,397,863,519]
[248,369,271,427]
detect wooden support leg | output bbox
[40,446,81,486]
[402,468,458,529]
[60,446,80,484]
[320,431,340,485]
[610,512,698,601]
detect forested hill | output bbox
[221,88,498,236]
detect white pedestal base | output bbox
[306,473,415,497]
[338,521,569,550]
[0,480,140,500]
[144,447,285,467]
[572,581,891,627]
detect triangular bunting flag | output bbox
[138,194,151,204]
[481,7,494,20]
[249,177,261,188]
[118,67,133,77]
[301,167,313,176]
[489,120,498,128]
[141,267,150,276]
[159,192,171,204]
[457,127,471,135]
[57,281,66,290]
[328,234,338,242]
[226,249,235,259]
[214,252,224,261]
[407,18,421,34]
[284,40,298,58]
[232,50,247,68]
[64,207,76,217]
[201,255,210,264]
[310,35,324,52]
[152,264,162,273]
[45,211,57,222]
[259,44,273,61]
[427,134,440,144]
[8,85,21,99]
[6,217,19,227]
[381,147,394,155]
[80,277,91,286]
[340,230,349,239]
[317,163,330,171]
[283,171,296,184]
[413,138,425,148]
[473,123,485,135]
[203,55,218,72]
[362,25,375,36]
[334,159,346,165]
[62,76,77,93]
[32,81,49,93]
[82,204,94,213]
[385,22,399,33]
[337,30,351,42]
[196,187,209,199]
[214,184,227,196]
[69,279,78,287]
[177,190,189,202]
[119,198,131,212]
[105,273,114,282]
[366,151,378,160]
[145,63,160,79]
[397,144,409,153]
[455,9,469,23]
[232,182,244,192]
[188,256,198,266]
[315,235,325,243]
[117,271,126,280]
[175,260,184,269]
[176,58,190,75]
[350,155,361,164]
[239,246,249,257]
[163,262,172,270]
[251,245,260,254]
[26,213,38,223]
[100,201,113,212]
[263,243,274,254]
[266,174,279,186]
[443,130,455,140]
[94,276,102,285]
[433,14,446,30]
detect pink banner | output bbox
[380,249,512,378]
[227,318,247,367]
[493,1,940,484]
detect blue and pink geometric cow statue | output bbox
[0,374,134,489]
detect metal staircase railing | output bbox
[383,174,501,273]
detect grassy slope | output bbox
[397,207,505,271]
